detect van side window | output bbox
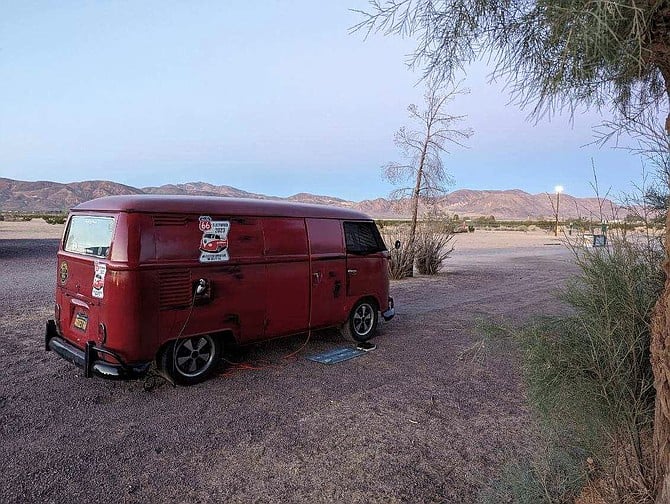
[343,222,386,255]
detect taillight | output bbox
[98,323,107,344]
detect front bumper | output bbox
[382,297,395,321]
[45,319,151,380]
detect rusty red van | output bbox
[45,195,395,385]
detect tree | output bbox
[383,83,472,258]
[353,1,670,501]
[352,1,670,123]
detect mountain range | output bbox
[0,178,620,221]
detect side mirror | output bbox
[394,240,401,250]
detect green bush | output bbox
[481,237,663,503]
[478,438,587,504]
[44,215,66,225]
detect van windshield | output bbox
[64,216,115,258]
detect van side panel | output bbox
[153,216,267,346]
[218,217,266,343]
[262,218,310,338]
[346,253,388,306]
[102,269,148,362]
[305,218,347,329]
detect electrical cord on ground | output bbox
[144,279,316,386]
[143,282,199,392]
[218,330,313,378]
[281,330,312,360]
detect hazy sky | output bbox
[0,1,651,201]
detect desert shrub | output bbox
[477,433,587,504]
[480,236,663,503]
[380,225,414,279]
[44,215,66,225]
[414,224,455,274]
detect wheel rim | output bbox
[174,335,215,378]
[353,303,374,336]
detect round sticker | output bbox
[59,261,69,284]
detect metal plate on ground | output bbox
[307,347,367,365]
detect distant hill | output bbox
[0,178,143,212]
[0,177,620,221]
[142,182,274,199]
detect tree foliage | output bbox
[353,1,670,120]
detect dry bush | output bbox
[380,225,414,279]
[414,223,455,275]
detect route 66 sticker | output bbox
[199,216,213,232]
[198,216,230,263]
[92,261,107,299]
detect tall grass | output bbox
[480,235,664,503]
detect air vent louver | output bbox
[159,270,192,309]
[154,215,189,226]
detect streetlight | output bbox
[554,185,564,237]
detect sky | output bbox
[0,1,653,201]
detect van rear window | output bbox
[64,216,115,258]
[344,221,386,255]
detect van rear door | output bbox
[57,215,115,347]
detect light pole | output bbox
[554,185,564,237]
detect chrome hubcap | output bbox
[353,304,374,336]
[174,336,215,377]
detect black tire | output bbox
[158,334,221,385]
[341,299,379,343]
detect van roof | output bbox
[73,195,372,220]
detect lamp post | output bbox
[554,185,564,237]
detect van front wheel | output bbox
[341,300,379,343]
[158,334,221,385]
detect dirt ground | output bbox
[0,219,65,239]
[0,224,577,503]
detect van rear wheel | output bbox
[158,334,221,385]
[341,300,379,343]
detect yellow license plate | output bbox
[74,313,88,331]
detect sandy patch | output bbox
[451,229,562,250]
[0,219,65,240]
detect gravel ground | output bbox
[0,235,577,503]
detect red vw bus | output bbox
[45,195,395,385]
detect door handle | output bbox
[347,269,358,276]
[312,272,322,284]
